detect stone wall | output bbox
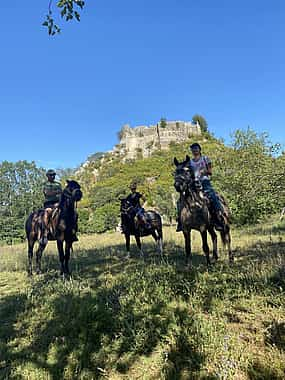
[116,120,201,159]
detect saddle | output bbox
[134,210,152,232]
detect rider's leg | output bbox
[40,207,52,244]
[201,179,222,212]
[201,179,225,230]
[136,207,151,229]
[176,197,182,232]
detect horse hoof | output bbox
[39,237,48,246]
[185,262,192,270]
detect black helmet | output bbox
[46,169,56,176]
[190,143,201,151]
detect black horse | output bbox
[174,155,233,268]
[25,180,83,276]
[120,199,163,257]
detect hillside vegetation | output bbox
[0,222,285,379]
[0,127,284,242]
[76,128,285,233]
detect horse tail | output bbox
[25,213,34,240]
[157,214,163,240]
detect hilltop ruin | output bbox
[114,120,201,159]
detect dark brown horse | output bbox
[174,155,233,268]
[120,199,163,257]
[25,180,82,276]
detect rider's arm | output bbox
[140,193,147,208]
[206,162,213,176]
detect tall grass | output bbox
[0,223,284,379]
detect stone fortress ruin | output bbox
[114,120,202,159]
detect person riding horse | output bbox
[41,169,78,244]
[40,169,62,244]
[176,143,225,232]
[125,183,151,230]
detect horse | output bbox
[25,180,83,276]
[173,155,233,268]
[120,199,163,257]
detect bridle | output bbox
[174,164,205,208]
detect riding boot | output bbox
[71,229,78,242]
[176,218,182,232]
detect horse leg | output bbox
[28,238,35,276]
[220,225,234,263]
[228,233,234,263]
[152,230,163,256]
[224,228,233,263]
[183,230,192,268]
[64,240,72,275]
[201,230,211,266]
[208,226,218,261]
[135,235,144,257]
[35,242,47,274]
[57,239,65,274]
[125,233,131,258]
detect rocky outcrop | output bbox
[114,120,201,159]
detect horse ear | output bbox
[66,179,70,185]
[174,157,179,166]
[185,155,190,162]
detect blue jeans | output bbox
[201,178,222,212]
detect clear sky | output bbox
[0,0,284,169]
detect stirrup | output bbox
[176,223,182,232]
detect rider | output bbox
[41,169,62,244]
[43,169,62,208]
[176,143,225,231]
[126,183,150,229]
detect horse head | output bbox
[173,155,194,193]
[66,180,83,202]
[120,198,134,216]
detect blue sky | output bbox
[0,0,284,169]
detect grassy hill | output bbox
[1,220,285,379]
[76,129,285,233]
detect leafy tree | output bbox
[215,128,283,224]
[192,114,208,133]
[43,0,85,35]
[88,204,119,233]
[0,161,45,242]
[153,186,176,225]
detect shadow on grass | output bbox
[0,293,28,379]
[0,238,211,379]
[1,282,206,379]
[2,234,285,379]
